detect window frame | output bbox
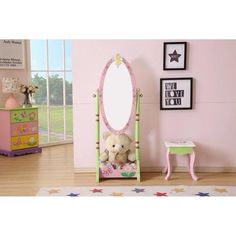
[27,40,73,146]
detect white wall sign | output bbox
[0,40,25,69]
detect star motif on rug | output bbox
[132,188,145,193]
[110,192,123,196]
[168,50,181,62]
[90,188,103,193]
[153,192,168,197]
[214,188,228,193]
[48,188,60,194]
[67,193,80,197]
[195,192,210,197]
[172,188,184,193]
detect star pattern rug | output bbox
[37,185,236,197]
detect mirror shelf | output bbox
[99,55,136,134]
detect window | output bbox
[30,40,73,145]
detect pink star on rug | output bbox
[154,192,168,197]
[90,188,103,193]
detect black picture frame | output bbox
[163,42,187,70]
[160,77,193,110]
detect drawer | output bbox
[10,108,38,123]
[11,122,38,136]
[11,134,39,150]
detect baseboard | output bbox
[74,166,236,173]
[40,140,73,147]
[74,167,96,173]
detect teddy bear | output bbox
[100,131,136,169]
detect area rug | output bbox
[37,185,236,196]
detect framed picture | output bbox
[0,40,25,69]
[160,77,193,110]
[163,42,187,70]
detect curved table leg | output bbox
[190,151,198,181]
[165,149,171,180]
[187,154,191,172]
[163,166,168,174]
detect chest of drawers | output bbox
[0,107,42,157]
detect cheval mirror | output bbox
[94,54,142,182]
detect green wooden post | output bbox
[95,89,100,183]
[135,89,141,182]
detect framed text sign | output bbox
[0,40,25,69]
[160,78,193,110]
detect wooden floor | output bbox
[0,144,236,196]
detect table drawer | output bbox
[169,147,193,155]
[11,134,39,150]
[11,122,38,136]
[10,108,38,123]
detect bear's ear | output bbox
[103,131,111,140]
[127,134,134,143]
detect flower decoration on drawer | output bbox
[31,127,37,132]
[13,137,22,146]
[27,136,37,146]
[29,112,36,121]
[17,124,28,134]
[13,111,27,122]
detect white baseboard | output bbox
[40,140,73,147]
[74,166,236,173]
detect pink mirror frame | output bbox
[99,56,136,134]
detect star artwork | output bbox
[153,192,168,197]
[67,193,80,197]
[90,188,103,193]
[168,50,181,62]
[132,188,145,193]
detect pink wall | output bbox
[0,40,29,107]
[72,40,236,170]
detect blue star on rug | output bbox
[67,193,80,197]
[195,192,210,197]
[132,188,145,193]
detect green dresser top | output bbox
[0,106,38,111]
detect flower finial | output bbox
[115,54,122,67]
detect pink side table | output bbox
[164,141,198,181]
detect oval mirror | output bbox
[99,55,136,134]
